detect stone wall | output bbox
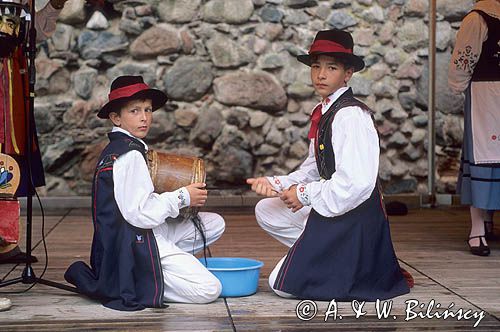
[34,0,473,196]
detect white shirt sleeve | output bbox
[448,12,488,94]
[303,107,379,217]
[267,141,321,191]
[113,150,190,229]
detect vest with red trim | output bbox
[273,89,409,301]
[64,131,165,311]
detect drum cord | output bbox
[191,213,211,265]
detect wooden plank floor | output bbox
[1,206,500,331]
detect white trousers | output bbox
[255,197,311,298]
[156,212,225,304]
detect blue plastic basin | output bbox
[199,257,264,297]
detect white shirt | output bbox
[448,0,500,94]
[111,127,190,255]
[268,87,380,218]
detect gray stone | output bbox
[190,104,223,146]
[266,127,284,146]
[283,9,310,26]
[163,57,214,102]
[259,5,284,23]
[384,178,418,194]
[202,0,254,24]
[327,10,358,29]
[285,0,317,8]
[442,114,463,147]
[119,18,143,35]
[372,76,398,98]
[206,34,254,68]
[332,0,351,9]
[258,53,285,69]
[388,132,409,148]
[402,144,422,161]
[437,0,474,21]
[174,106,199,127]
[360,4,384,23]
[417,52,465,114]
[436,21,452,51]
[288,112,309,126]
[350,74,372,97]
[86,11,109,30]
[367,62,390,81]
[396,20,428,51]
[106,61,156,86]
[214,71,287,112]
[377,21,395,44]
[255,23,284,41]
[412,114,428,127]
[78,30,128,60]
[384,48,409,66]
[378,155,392,181]
[411,128,427,144]
[135,5,153,16]
[34,103,58,134]
[209,126,253,183]
[249,111,270,128]
[146,111,176,143]
[58,0,86,25]
[130,25,181,59]
[157,0,201,23]
[73,67,98,100]
[289,140,308,159]
[398,89,417,110]
[352,28,376,47]
[276,117,292,130]
[255,143,280,156]
[223,107,251,129]
[42,137,80,174]
[287,82,315,99]
[404,0,427,16]
[35,58,71,96]
[50,24,74,52]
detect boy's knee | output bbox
[196,276,222,304]
[255,198,275,226]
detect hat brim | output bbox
[97,89,168,119]
[297,52,365,72]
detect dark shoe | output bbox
[484,220,495,240]
[467,235,490,256]
[0,246,38,264]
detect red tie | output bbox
[308,104,322,139]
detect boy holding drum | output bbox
[65,75,225,310]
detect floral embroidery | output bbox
[178,189,187,208]
[454,45,479,74]
[273,176,285,192]
[296,183,310,206]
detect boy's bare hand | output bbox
[280,185,303,212]
[246,177,278,197]
[186,183,207,207]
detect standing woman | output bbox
[448,0,500,256]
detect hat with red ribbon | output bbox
[97,75,168,119]
[297,29,365,72]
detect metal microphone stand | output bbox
[0,0,78,294]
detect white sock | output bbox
[469,206,487,246]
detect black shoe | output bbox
[484,220,495,240]
[467,235,490,256]
[0,247,38,264]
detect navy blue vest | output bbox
[470,10,500,82]
[274,89,409,301]
[65,132,165,311]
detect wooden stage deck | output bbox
[1,206,499,331]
